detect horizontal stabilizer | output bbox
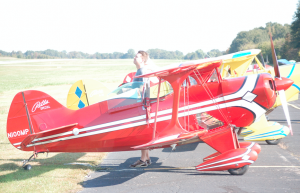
[20,123,78,150]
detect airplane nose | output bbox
[274,77,294,91]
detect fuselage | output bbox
[11,73,276,153]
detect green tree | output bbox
[291,0,300,49]
[147,49,183,59]
[207,49,223,57]
[0,50,10,57]
[24,50,34,58]
[184,52,196,60]
[126,49,135,58]
[122,49,135,59]
[16,51,23,58]
[281,33,299,60]
[195,49,205,59]
[228,23,290,53]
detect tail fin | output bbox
[66,79,111,110]
[7,90,67,150]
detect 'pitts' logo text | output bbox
[32,100,50,112]
[7,129,29,138]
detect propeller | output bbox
[269,32,293,135]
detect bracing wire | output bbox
[193,69,230,125]
[201,71,230,125]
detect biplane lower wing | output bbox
[132,130,207,150]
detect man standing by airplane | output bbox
[130,50,152,168]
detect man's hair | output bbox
[138,50,148,63]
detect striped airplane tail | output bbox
[6,90,70,150]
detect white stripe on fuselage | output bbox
[27,74,263,148]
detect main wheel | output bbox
[266,139,281,145]
[24,164,32,170]
[228,165,249,175]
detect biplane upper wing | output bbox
[136,49,261,80]
[219,49,261,77]
[135,59,222,79]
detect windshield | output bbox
[106,80,174,111]
[108,82,145,100]
[107,82,145,110]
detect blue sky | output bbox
[0,0,299,54]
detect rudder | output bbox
[7,90,66,150]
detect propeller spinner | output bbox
[269,32,294,135]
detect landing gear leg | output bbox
[22,154,35,170]
[22,152,45,170]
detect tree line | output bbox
[227,0,300,64]
[0,48,224,60]
[1,1,299,63]
[228,21,298,64]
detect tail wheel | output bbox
[228,165,249,175]
[24,164,32,170]
[266,139,281,145]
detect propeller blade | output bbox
[269,32,281,78]
[269,31,293,135]
[278,90,293,135]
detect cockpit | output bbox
[106,68,221,112]
[108,82,145,101]
[107,80,173,112]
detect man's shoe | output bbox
[146,159,151,165]
[130,160,148,168]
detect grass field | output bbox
[0,58,184,192]
[0,57,21,62]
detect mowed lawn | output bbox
[0,58,183,192]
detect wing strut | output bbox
[155,69,195,138]
[152,77,161,139]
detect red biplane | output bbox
[6,42,293,175]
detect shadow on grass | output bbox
[0,153,87,183]
[0,163,19,171]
